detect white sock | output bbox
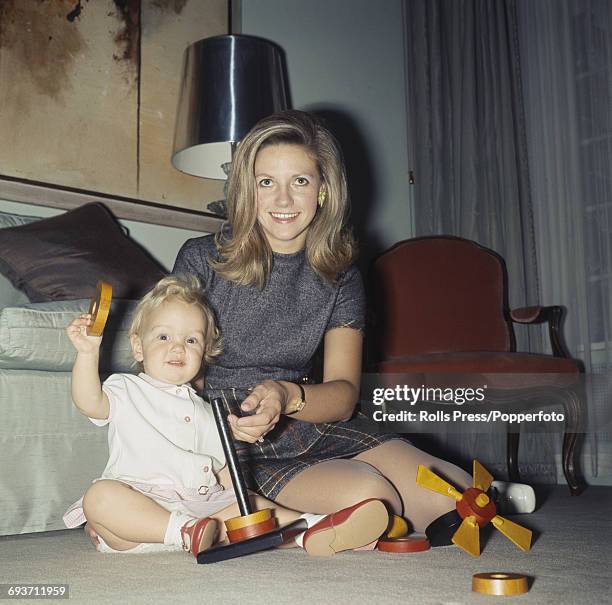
[294,513,326,548]
[163,511,198,547]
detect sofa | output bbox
[0,205,164,535]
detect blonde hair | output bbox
[129,274,222,364]
[211,110,356,288]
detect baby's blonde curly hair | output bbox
[129,274,222,364]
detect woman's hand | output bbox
[227,380,287,443]
[66,314,102,355]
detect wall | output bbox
[239,0,413,264]
[0,199,205,272]
[0,0,227,212]
[3,1,410,271]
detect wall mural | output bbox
[0,0,227,220]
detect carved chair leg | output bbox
[562,386,587,496]
[507,428,521,482]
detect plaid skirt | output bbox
[205,387,401,499]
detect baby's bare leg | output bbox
[82,480,170,551]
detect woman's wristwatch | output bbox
[283,383,306,415]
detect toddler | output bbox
[63,275,388,557]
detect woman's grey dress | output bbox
[173,235,396,498]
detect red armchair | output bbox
[370,236,586,495]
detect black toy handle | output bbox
[210,397,252,517]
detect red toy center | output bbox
[456,487,497,526]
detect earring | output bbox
[318,189,327,208]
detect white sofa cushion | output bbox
[0,299,137,372]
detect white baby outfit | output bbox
[63,373,237,552]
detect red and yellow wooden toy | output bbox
[416,460,532,557]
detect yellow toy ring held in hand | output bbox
[87,281,112,336]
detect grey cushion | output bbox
[0,299,138,372]
[0,203,165,302]
[0,211,40,310]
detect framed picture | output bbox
[0,0,228,230]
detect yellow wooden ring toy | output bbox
[472,573,529,596]
[87,281,112,336]
[226,517,277,543]
[224,508,273,532]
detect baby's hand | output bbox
[66,314,102,354]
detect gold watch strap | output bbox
[285,383,306,415]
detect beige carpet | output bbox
[0,486,610,604]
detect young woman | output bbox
[173,110,472,532]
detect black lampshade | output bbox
[172,35,289,180]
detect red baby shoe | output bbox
[181,517,218,557]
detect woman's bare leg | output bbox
[271,440,471,532]
[274,459,403,516]
[218,463,399,546]
[211,489,389,554]
[353,439,472,531]
[82,480,170,551]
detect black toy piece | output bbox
[210,396,253,517]
[425,509,463,547]
[198,397,304,564]
[197,518,308,564]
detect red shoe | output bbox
[303,499,389,557]
[181,517,218,557]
